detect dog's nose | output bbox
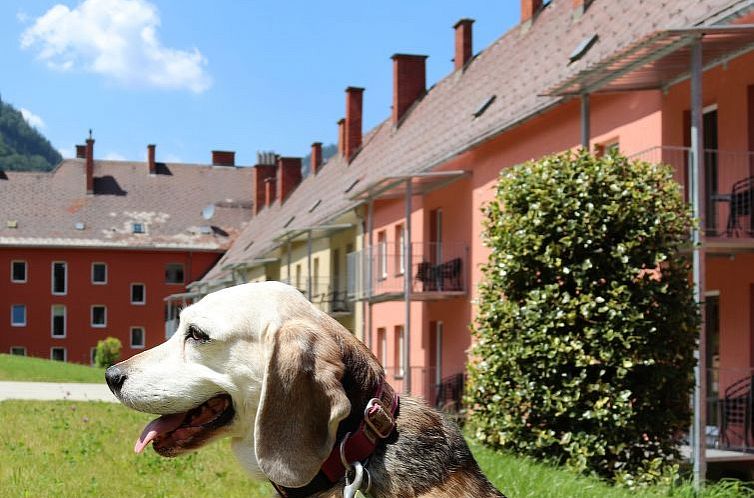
[105,365,127,394]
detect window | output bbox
[51,305,66,338]
[52,262,67,295]
[377,231,387,280]
[132,222,145,234]
[313,258,320,296]
[395,225,405,275]
[130,327,145,349]
[11,305,26,327]
[165,263,185,284]
[394,326,405,379]
[596,140,619,157]
[11,261,27,283]
[91,262,107,284]
[10,347,26,356]
[376,328,387,366]
[295,264,302,290]
[131,283,146,304]
[51,347,66,362]
[91,305,107,327]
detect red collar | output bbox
[272,380,399,497]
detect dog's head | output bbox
[107,281,374,487]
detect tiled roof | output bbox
[0,158,254,251]
[202,0,750,284]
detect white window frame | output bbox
[130,326,146,349]
[10,346,27,356]
[130,283,146,305]
[91,262,108,285]
[51,261,67,295]
[377,231,387,280]
[394,325,405,379]
[91,305,107,328]
[51,305,66,338]
[11,304,26,327]
[396,225,405,276]
[11,260,27,283]
[50,347,67,362]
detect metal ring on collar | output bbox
[339,432,353,472]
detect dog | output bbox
[106,281,505,497]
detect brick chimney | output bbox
[454,19,474,71]
[211,150,235,166]
[521,0,543,24]
[85,137,95,194]
[311,142,323,174]
[337,118,346,156]
[391,54,428,125]
[147,144,156,174]
[345,87,364,161]
[75,145,87,159]
[253,161,277,215]
[277,157,303,203]
[265,177,276,207]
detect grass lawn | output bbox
[0,400,752,497]
[0,354,105,383]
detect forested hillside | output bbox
[0,98,62,171]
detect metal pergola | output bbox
[544,24,754,487]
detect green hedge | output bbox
[466,151,698,487]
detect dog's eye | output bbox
[186,325,210,343]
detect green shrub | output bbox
[94,337,122,368]
[466,150,698,486]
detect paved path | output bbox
[0,381,118,402]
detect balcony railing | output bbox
[295,277,354,316]
[381,366,465,414]
[347,242,468,301]
[630,146,754,238]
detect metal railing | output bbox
[630,146,754,238]
[347,242,468,300]
[381,366,465,413]
[701,367,754,452]
[296,277,354,315]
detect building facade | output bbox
[1,140,254,363]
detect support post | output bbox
[404,180,413,394]
[366,200,374,349]
[690,37,707,491]
[307,230,313,300]
[580,93,590,150]
[287,241,292,284]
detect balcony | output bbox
[630,147,754,247]
[347,242,468,302]
[295,277,354,316]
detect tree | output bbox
[466,150,698,487]
[95,337,122,368]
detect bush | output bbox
[94,337,122,368]
[466,150,698,486]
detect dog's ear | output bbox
[254,318,351,487]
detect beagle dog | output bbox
[106,281,505,497]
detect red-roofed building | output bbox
[0,141,254,363]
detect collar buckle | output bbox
[364,397,395,439]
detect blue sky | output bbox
[1,1,518,165]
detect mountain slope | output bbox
[0,98,62,172]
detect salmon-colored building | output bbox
[187,0,754,458]
[0,140,253,363]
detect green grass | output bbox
[0,354,105,383]
[0,400,752,497]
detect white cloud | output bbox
[103,152,126,160]
[59,146,74,158]
[20,107,46,129]
[17,10,30,23]
[20,0,211,93]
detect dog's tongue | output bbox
[134,413,186,454]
